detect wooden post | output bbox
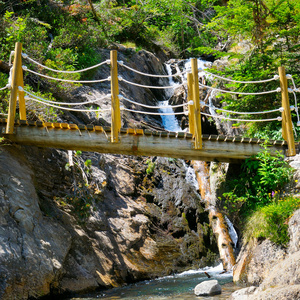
[187,73,195,136]
[110,50,121,143]
[191,58,202,149]
[6,42,23,134]
[18,57,26,120]
[278,66,296,156]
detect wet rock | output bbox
[194,279,222,296]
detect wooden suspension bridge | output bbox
[0,42,298,162]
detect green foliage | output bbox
[244,196,300,245]
[146,159,155,175]
[222,145,294,217]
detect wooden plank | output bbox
[1,125,287,163]
[135,128,144,135]
[86,124,95,131]
[78,124,86,130]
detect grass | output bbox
[243,195,300,246]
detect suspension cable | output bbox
[22,53,110,73]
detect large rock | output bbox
[231,209,300,299]
[194,279,222,296]
[0,146,72,299]
[230,286,257,300]
[0,145,218,299]
[233,239,286,285]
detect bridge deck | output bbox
[0,119,288,162]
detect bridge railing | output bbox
[2,42,299,156]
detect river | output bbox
[67,264,241,300]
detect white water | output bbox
[159,58,211,132]
[225,216,238,248]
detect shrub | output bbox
[222,144,294,218]
[244,196,300,246]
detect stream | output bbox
[67,265,239,300]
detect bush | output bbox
[244,196,300,246]
[222,145,294,218]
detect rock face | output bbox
[0,144,218,299]
[232,208,300,299]
[194,279,222,296]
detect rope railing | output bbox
[25,95,111,112]
[22,53,111,73]
[201,69,280,84]
[200,101,284,115]
[201,111,282,122]
[120,94,189,109]
[4,43,299,156]
[118,60,188,78]
[24,88,111,106]
[198,81,281,95]
[123,106,188,116]
[22,66,111,84]
[119,76,185,89]
[0,85,8,91]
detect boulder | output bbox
[230,286,257,300]
[194,279,222,296]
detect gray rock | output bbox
[194,279,222,296]
[230,286,257,300]
[288,209,300,254]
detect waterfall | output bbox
[225,216,238,249]
[160,58,236,271]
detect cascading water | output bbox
[225,216,238,249]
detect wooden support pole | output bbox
[278,66,296,156]
[6,42,23,134]
[18,55,26,120]
[191,58,202,149]
[110,50,121,143]
[187,73,195,136]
